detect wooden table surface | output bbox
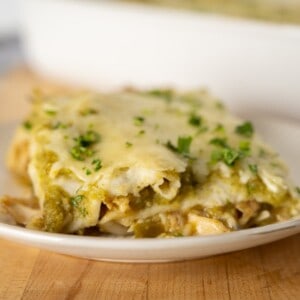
[0,69,299,300]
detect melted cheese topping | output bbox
[4,89,300,236]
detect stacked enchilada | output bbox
[1,89,299,237]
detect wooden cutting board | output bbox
[0,68,299,300]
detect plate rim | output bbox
[0,217,299,250]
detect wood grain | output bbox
[0,236,299,300]
[0,68,299,300]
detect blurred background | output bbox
[123,0,300,23]
[1,0,300,76]
[1,0,300,71]
[0,0,300,125]
[0,0,21,74]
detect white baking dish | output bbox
[19,0,300,120]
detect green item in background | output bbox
[121,0,300,24]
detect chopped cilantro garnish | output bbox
[209,136,249,166]
[80,108,98,116]
[249,164,258,174]
[75,130,100,147]
[92,159,102,171]
[134,116,145,126]
[166,141,178,152]
[211,148,241,166]
[167,136,193,158]
[239,140,250,151]
[210,149,223,164]
[23,120,32,130]
[173,232,184,237]
[138,130,145,135]
[45,110,57,116]
[215,123,225,133]
[177,136,193,156]
[126,142,133,148]
[235,121,254,138]
[85,169,92,175]
[146,89,173,102]
[71,146,94,161]
[189,114,202,127]
[70,195,87,216]
[70,195,84,207]
[296,187,300,194]
[239,141,251,157]
[52,122,69,130]
[70,130,100,161]
[80,208,88,217]
[222,148,240,166]
[209,138,228,148]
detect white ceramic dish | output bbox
[0,118,299,263]
[19,0,300,121]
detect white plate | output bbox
[0,119,300,263]
[3,0,300,262]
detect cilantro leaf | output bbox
[209,138,228,148]
[70,195,87,216]
[80,108,98,116]
[133,116,145,126]
[248,164,258,174]
[235,121,254,138]
[70,195,84,207]
[189,114,202,127]
[215,123,225,133]
[75,130,100,147]
[146,89,173,102]
[177,136,193,156]
[23,120,32,130]
[92,159,102,171]
[166,141,178,152]
[45,110,57,116]
[211,148,241,166]
[239,140,251,157]
[222,148,240,166]
[166,136,193,158]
